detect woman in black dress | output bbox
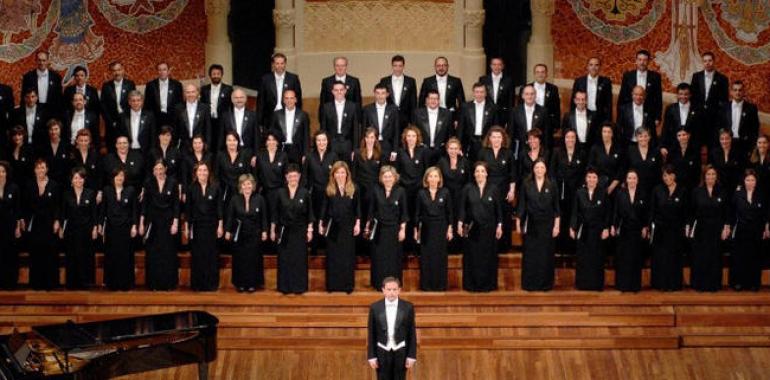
[60,167,98,289]
[611,170,649,292]
[304,131,338,254]
[649,165,688,291]
[688,165,730,292]
[257,133,288,215]
[100,168,138,290]
[180,135,212,194]
[0,161,22,289]
[225,174,268,292]
[458,162,503,291]
[437,138,470,253]
[627,127,662,196]
[477,127,517,251]
[23,159,61,290]
[4,126,35,180]
[570,168,610,290]
[588,123,623,195]
[216,131,252,208]
[518,129,549,180]
[184,162,224,291]
[550,129,586,256]
[71,129,103,198]
[414,167,454,291]
[150,126,182,184]
[102,135,145,190]
[395,126,428,253]
[516,159,560,291]
[37,119,72,185]
[667,128,701,192]
[748,135,770,198]
[709,129,743,199]
[140,159,180,290]
[271,164,314,294]
[366,165,408,288]
[729,169,770,291]
[319,161,361,293]
[352,128,384,253]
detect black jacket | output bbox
[367,298,417,360]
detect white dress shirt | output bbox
[114,80,123,113]
[678,102,690,126]
[130,109,142,149]
[731,101,743,138]
[210,83,221,117]
[491,73,502,104]
[575,109,588,143]
[587,75,598,111]
[636,70,647,89]
[25,106,36,143]
[428,107,439,147]
[234,106,245,144]
[285,107,296,144]
[376,102,386,140]
[632,103,644,142]
[392,75,404,107]
[76,85,86,95]
[704,71,713,101]
[335,100,345,134]
[159,78,169,113]
[474,100,485,136]
[524,104,535,132]
[274,73,285,111]
[71,110,86,143]
[186,102,197,137]
[534,82,546,106]
[436,75,448,108]
[384,299,401,350]
[37,70,49,103]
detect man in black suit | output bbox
[661,83,703,156]
[478,57,514,121]
[21,51,63,119]
[319,81,360,162]
[690,51,729,149]
[270,89,309,164]
[419,56,465,123]
[63,66,100,118]
[459,82,497,161]
[508,84,548,156]
[120,90,156,153]
[144,62,183,129]
[201,64,234,153]
[174,84,211,151]
[379,55,417,130]
[571,57,613,124]
[100,61,136,151]
[414,90,452,166]
[0,81,14,148]
[617,86,657,147]
[63,93,100,146]
[618,49,663,123]
[221,88,260,160]
[12,89,49,148]
[561,90,598,151]
[318,56,361,121]
[363,83,400,161]
[520,63,560,149]
[367,277,417,380]
[258,53,302,128]
[721,80,760,157]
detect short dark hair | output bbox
[702,51,715,60]
[285,163,302,175]
[424,89,440,100]
[159,125,174,136]
[381,276,400,288]
[71,166,87,180]
[73,66,88,76]
[573,89,587,99]
[272,53,287,62]
[676,82,691,92]
[47,119,62,131]
[374,83,388,92]
[472,82,486,90]
[534,63,548,71]
[732,80,744,87]
[332,81,346,89]
[208,64,224,76]
[23,88,38,97]
[391,55,405,64]
[108,61,122,70]
[636,49,651,58]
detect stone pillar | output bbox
[274,0,297,71]
[526,0,555,82]
[205,0,232,83]
[462,0,486,95]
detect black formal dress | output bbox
[215,149,252,207]
[588,143,624,191]
[367,298,417,380]
[668,144,701,192]
[649,184,688,291]
[255,150,288,220]
[219,107,260,153]
[180,151,212,193]
[478,147,517,251]
[418,75,466,120]
[352,151,382,228]
[517,178,560,291]
[320,186,361,292]
[23,179,61,290]
[479,73,515,120]
[37,141,72,185]
[362,103,401,158]
[571,186,611,290]
[60,188,97,289]
[626,145,662,196]
[395,146,428,252]
[0,183,21,289]
[271,186,314,294]
[612,187,648,292]
[749,155,770,199]
[144,77,184,128]
[458,100,497,162]
[102,151,145,190]
[571,75,613,124]
[303,149,338,254]
[617,69,663,122]
[517,147,549,181]
[661,103,704,150]
[414,187,453,291]
[458,183,502,291]
[142,177,180,290]
[226,193,268,290]
[690,70,729,146]
[437,156,471,253]
[101,186,138,290]
[413,107,452,166]
[71,149,103,192]
[318,75,362,121]
[689,186,729,292]
[5,145,35,181]
[185,182,223,291]
[367,185,409,288]
[100,79,136,149]
[709,147,743,199]
[149,145,182,183]
[549,147,586,255]
[561,109,600,151]
[118,109,156,153]
[729,189,768,291]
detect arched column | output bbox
[462,0,486,92]
[274,0,297,71]
[526,0,555,82]
[205,0,232,83]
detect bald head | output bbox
[231,88,246,108]
[184,84,199,103]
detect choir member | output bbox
[365,165,408,288]
[395,126,428,252]
[570,168,610,290]
[5,127,35,181]
[626,127,661,196]
[102,136,145,190]
[63,66,101,117]
[729,170,770,291]
[690,52,729,147]
[561,90,599,151]
[270,89,309,164]
[256,132,289,217]
[71,129,103,195]
[520,64,560,148]
[618,50,663,123]
[571,57,613,124]
[518,128,549,180]
[319,81,360,163]
[303,131,338,254]
[184,162,224,291]
[649,165,688,291]
[144,62,183,129]
[216,130,252,207]
[352,128,383,234]
[140,159,180,290]
[749,135,770,198]
[418,57,465,122]
[201,64,234,152]
[221,88,259,154]
[120,90,156,153]
[709,129,743,198]
[479,57,514,121]
[12,89,49,148]
[549,129,586,256]
[319,161,361,293]
[63,92,100,147]
[458,162,503,291]
[667,128,701,192]
[175,84,211,151]
[23,159,61,290]
[318,56,362,121]
[616,86,657,148]
[100,168,138,291]
[688,166,730,292]
[379,55,417,130]
[588,123,624,194]
[661,83,703,153]
[0,162,22,289]
[362,83,400,160]
[459,82,497,161]
[150,126,182,182]
[258,53,302,127]
[21,51,63,118]
[414,89,452,166]
[516,159,560,291]
[37,119,71,185]
[271,164,314,294]
[0,82,12,149]
[414,167,454,291]
[721,80,759,157]
[437,138,471,238]
[611,170,649,292]
[180,135,212,194]
[60,167,98,289]
[100,61,135,150]
[477,126,517,251]
[509,85,548,155]
[225,174,268,292]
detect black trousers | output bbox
[376,347,407,380]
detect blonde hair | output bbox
[379,165,400,184]
[237,174,257,194]
[446,136,462,151]
[422,166,443,188]
[326,161,356,198]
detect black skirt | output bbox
[370,224,403,289]
[103,221,134,290]
[144,216,179,290]
[690,218,724,292]
[231,229,263,289]
[521,218,555,291]
[190,222,220,291]
[419,220,448,291]
[64,225,95,289]
[575,225,606,291]
[729,225,764,290]
[277,224,308,293]
[614,226,644,292]
[27,219,59,290]
[651,224,685,290]
[463,223,498,292]
[0,224,18,289]
[325,220,356,292]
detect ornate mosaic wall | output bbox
[553,0,770,112]
[0,0,205,99]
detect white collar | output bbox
[576,107,587,114]
[335,100,345,106]
[385,298,398,307]
[211,82,221,88]
[335,75,346,82]
[704,70,714,76]
[633,102,644,109]
[376,102,387,109]
[492,72,502,80]
[74,109,86,115]
[436,74,447,81]
[159,78,168,83]
[733,100,743,107]
[524,103,535,110]
[474,100,485,106]
[187,101,197,107]
[534,81,545,87]
[234,106,245,113]
[679,101,690,107]
[275,72,285,80]
[131,108,142,115]
[587,74,598,81]
[285,106,296,113]
[114,79,123,85]
[392,74,403,80]
[427,106,439,114]
[37,69,48,77]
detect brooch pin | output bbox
[439,198,444,202]
[394,201,399,205]
[208,195,213,200]
[502,160,506,164]
[85,199,90,204]
[415,160,420,164]
[597,200,601,205]
[124,198,129,203]
[675,197,680,202]
[488,196,493,201]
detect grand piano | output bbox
[0,311,218,380]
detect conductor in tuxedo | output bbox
[318,56,362,121]
[258,53,302,128]
[367,276,417,380]
[419,56,465,122]
[379,55,417,130]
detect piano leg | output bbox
[198,361,209,380]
